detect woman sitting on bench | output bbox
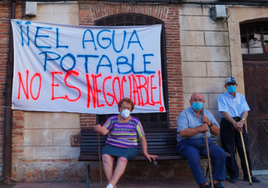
[94,98,158,188]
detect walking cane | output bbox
[240,131,252,185]
[202,109,214,188]
[98,132,103,187]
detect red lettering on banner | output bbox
[112,77,121,105]
[86,73,95,108]
[128,75,132,101]
[15,70,164,111]
[18,70,29,99]
[18,70,42,100]
[15,70,164,110]
[136,75,152,106]
[158,70,162,105]
[64,71,81,102]
[131,74,141,106]
[94,74,104,108]
[149,74,160,105]
[103,76,114,106]
[97,72,162,108]
[120,75,127,99]
[51,71,65,100]
[150,75,156,104]
[30,73,42,100]
[86,73,104,108]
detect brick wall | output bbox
[0,1,11,177]
[79,1,183,129]
[0,1,24,178]
[0,2,24,179]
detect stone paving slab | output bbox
[1,175,267,188]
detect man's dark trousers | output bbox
[220,118,253,179]
[177,138,226,185]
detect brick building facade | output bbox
[0,0,268,183]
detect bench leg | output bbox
[86,163,91,188]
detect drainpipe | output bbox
[3,1,15,180]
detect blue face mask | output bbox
[192,102,203,111]
[227,85,236,94]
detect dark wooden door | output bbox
[244,61,268,170]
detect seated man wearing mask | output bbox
[177,93,226,188]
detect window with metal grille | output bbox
[240,21,268,57]
[95,13,169,129]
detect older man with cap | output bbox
[217,77,261,184]
[177,93,226,188]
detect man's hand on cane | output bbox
[234,121,243,132]
[201,115,211,126]
[200,110,209,132]
[199,123,209,132]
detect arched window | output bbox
[95,13,169,129]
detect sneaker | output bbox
[199,185,211,188]
[106,184,114,188]
[229,178,238,183]
[244,176,261,183]
[214,181,225,188]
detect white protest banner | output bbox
[11,19,165,114]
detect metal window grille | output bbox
[241,21,268,59]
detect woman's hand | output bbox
[144,153,158,162]
[94,124,102,134]
[139,136,158,162]
[94,124,109,135]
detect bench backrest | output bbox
[78,128,216,161]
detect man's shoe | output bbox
[244,176,261,183]
[214,181,225,188]
[229,178,238,183]
[199,185,211,188]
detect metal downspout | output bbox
[3,1,15,181]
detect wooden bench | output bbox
[73,128,216,188]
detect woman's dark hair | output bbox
[118,98,134,112]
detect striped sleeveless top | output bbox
[103,115,145,148]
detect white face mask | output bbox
[120,109,131,119]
